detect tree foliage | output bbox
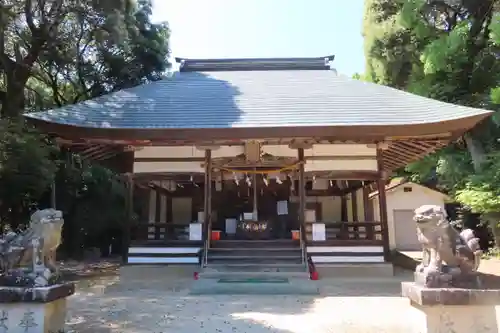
[363,0,500,247]
[0,0,170,257]
[0,0,169,116]
[0,121,58,229]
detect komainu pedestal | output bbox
[402,205,500,333]
[0,209,75,332]
[0,283,75,333]
[402,282,500,333]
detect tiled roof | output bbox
[25,63,493,130]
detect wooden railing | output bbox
[130,222,191,242]
[305,221,383,243]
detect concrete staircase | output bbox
[190,240,319,295]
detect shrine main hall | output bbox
[25,56,492,275]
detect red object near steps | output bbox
[193,272,199,280]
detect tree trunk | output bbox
[485,213,500,250]
[0,66,30,119]
[463,132,486,172]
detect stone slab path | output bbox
[65,274,418,333]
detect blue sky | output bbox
[151,0,365,76]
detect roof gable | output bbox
[369,179,450,200]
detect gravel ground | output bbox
[62,258,500,332]
[65,273,415,333]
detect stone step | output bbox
[199,271,310,279]
[209,247,301,253]
[189,278,319,295]
[315,263,394,278]
[209,248,301,256]
[208,254,301,260]
[204,263,307,272]
[211,239,300,249]
[207,257,303,265]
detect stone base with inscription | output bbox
[0,283,75,333]
[402,282,500,333]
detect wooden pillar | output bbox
[298,148,306,238]
[351,189,358,238]
[362,183,373,221]
[351,189,358,221]
[148,189,157,223]
[122,174,134,264]
[159,193,167,223]
[340,195,348,221]
[167,195,172,222]
[377,148,390,261]
[252,172,258,220]
[203,149,212,244]
[155,189,161,223]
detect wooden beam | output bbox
[351,189,358,222]
[305,155,375,161]
[134,155,377,163]
[203,149,212,248]
[376,148,390,262]
[289,141,314,150]
[341,195,348,221]
[362,184,373,221]
[131,170,380,181]
[298,148,306,243]
[122,174,134,264]
[134,157,205,162]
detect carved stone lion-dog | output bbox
[413,205,481,287]
[0,209,64,278]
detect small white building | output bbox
[370,178,450,251]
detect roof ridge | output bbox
[176,56,335,72]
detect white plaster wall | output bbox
[290,196,341,222]
[133,161,204,173]
[262,144,376,157]
[135,146,244,158]
[372,183,447,249]
[304,159,377,172]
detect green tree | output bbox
[0,121,58,229]
[0,0,170,117]
[363,0,500,247]
[0,0,170,257]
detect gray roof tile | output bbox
[25,70,493,129]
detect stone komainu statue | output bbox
[0,209,64,281]
[413,205,482,287]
